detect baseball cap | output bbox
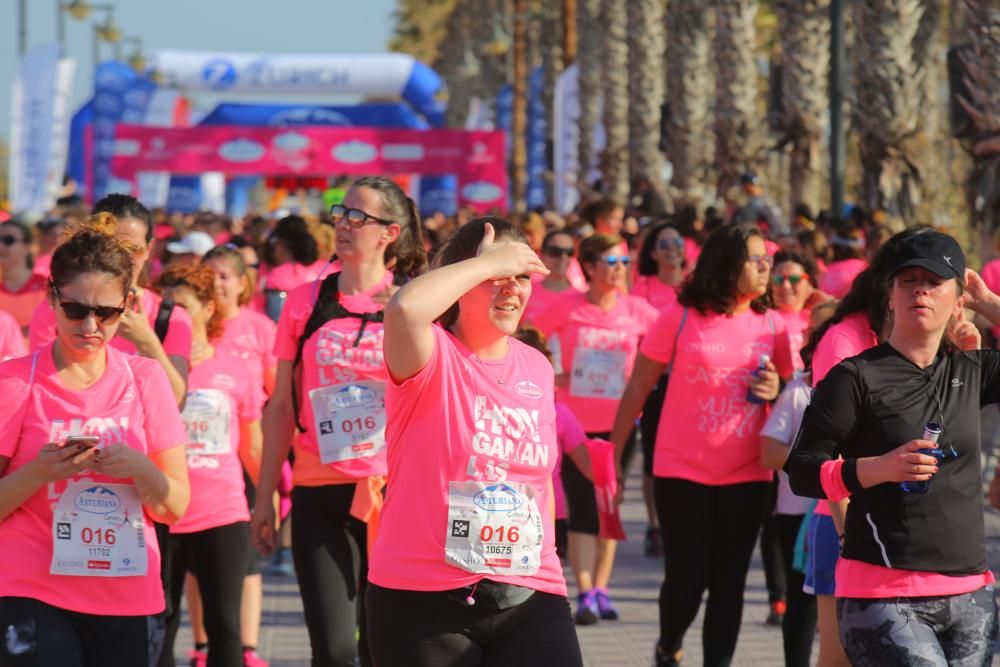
[166,231,215,257]
[890,230,964,281]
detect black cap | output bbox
[891,230,964,281]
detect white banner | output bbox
[553,64,604,214]
[136,89,182,208]
[48,58,77,207]
[9,44,66,212]
[151,50,416,95]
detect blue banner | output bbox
[526,67,548,209]
[91,61,136,201]
[165,176,202,213]
[67,101,92,189]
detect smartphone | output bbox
[64,435,99,449]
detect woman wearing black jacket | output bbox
[786,230,1000,666]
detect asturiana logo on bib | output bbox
[333,384,376,409]
[74,486,121,515]
[473,484,523,512]
[514,381,543,399]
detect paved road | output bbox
[176,468,1000,666]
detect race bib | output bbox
[310,380,387,464]
[181,388,232,456]
[570,348,627,399]
[50,482,148,577]
[445,481,543,576]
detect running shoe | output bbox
[187,648,207,667]
[644,527,663,558]
[594,589,620,620]
[574,590,600,626]
[242,648,269,667]
[765,599,786,626]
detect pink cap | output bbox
[764,240,781,256]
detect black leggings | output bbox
[160,521,249,667]
[654,477,769,667]
[774,514,816,667]
[365,582,583,667]
[561,429,636,535]
[639,375,668,476]
[292,484,370,667]
[760,481,785,603]
[0,596,159,667]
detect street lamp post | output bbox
[829,0,846,216]
[512,0,528,212]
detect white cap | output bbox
[166,231,215,257]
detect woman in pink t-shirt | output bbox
[251,177,427,667]
[610,224,794,667]
[0,219,47,334]
[0,308,26,361]
[521,230,584,328]
[373,217,583,666]
[819,225,867,298]
[258,215,338,323]
[157,263,264,667]
[0,227,189,665]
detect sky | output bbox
[0,0,399,141]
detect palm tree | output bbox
[627,0,666,193]
[774,0,830,214]
[600,0,630,201]
[713,0,761,197]
[665,0,713,202]
[576,0,601,196]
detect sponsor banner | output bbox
[552,64,604,214]
[526,66,548,209]
[199,102,428,130]
[91,62,137,201]
[112,125,506,212]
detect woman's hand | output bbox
[117,292,158,348]
[89,443,150,480]
[747,360,780,402]
[26,441,99,484]
[963,269,996,312]
[857,440,940,487]
[250,497,278,555]
[476,223,549,280]
[948,308,981,351]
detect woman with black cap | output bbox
[787,230,1000,666]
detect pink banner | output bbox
[111,124,508,211]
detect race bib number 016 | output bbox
[310,380,387,464]
[50,482,148,577]
[181,388,232,456]
[445,481,543,576]
[570,348,627,399]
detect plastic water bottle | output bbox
[901,422,943,495]
[746,354,771,405]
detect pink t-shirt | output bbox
[631,275,680,312]
[0,346,186,615]
[0,309,26,361]
[263,260,339,293]
[274,272,392,485]
[553,402,587,520]
[369,326,566,596]
[980,260,1000,340]
[535,292,660,433]
[216,307,277,381]
[0,272,48,330]
[683,238,701,270]
[171,349,263,534]
[521,281,583,329]
[29,289,193,362]
[779,308,811,370]
[819,258,866,298]
[641,304,794,485]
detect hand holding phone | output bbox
[64,435,99,450]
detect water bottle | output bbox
[900,422,943,495]
[746,354,771,405]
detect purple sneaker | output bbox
[575,590,599,625]
[594,589,620,620]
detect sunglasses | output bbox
[656,238,685,251]
[329,205,393,229]
[772,274,805,286]
[0,235,23,246]
[52,286,127,324]
[544,247,574,258]
[600,255,631,267]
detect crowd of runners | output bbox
[0,177,998,667]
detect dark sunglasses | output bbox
[0,235,23,246]
[600,255,631,267]
[329,205,393,229]
[656,238,685,251]
[544,247,574,258]
[52,286,127,324]
[772,274,805,286]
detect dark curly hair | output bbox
[637,222,682,277]
[678,223,772,315]
[267,215,318,267]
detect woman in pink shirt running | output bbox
[371,217,583,666]
[0,225,189,666]
[521,230,584,328]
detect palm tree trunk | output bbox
[576,0,601,195]
[628,0,666,192]
[600,0,630,201]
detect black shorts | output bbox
[562,429,637,535]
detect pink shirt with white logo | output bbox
[631,275,680,312]
[369,325,565,595]
[216,307,277,380]
[819,258,866,299]
[0,309,26,361]
[29,289,193,362]
[554,402,587,520]
[640,304,794,485]
[274,273,392,485]
[0,345,186,615]
[534,292,660,433]
[171,350,263,534]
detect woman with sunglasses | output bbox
[534,233,659,625]
[29,194,192,407]
[787,231,1000,666]
[609,224,795,667]
[251,176,426,667]
[155,263,264,667]
[771,251,828,370]
[522,230,584,328]
[368,217,582,666]
[0,218,47,334]
[0,220,189,666]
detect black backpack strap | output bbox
[155,299,175,343]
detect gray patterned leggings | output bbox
[838,585,998,667]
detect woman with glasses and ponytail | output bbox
[251,176,426,667]
[533,233,660,625]
[0,219,189,665]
